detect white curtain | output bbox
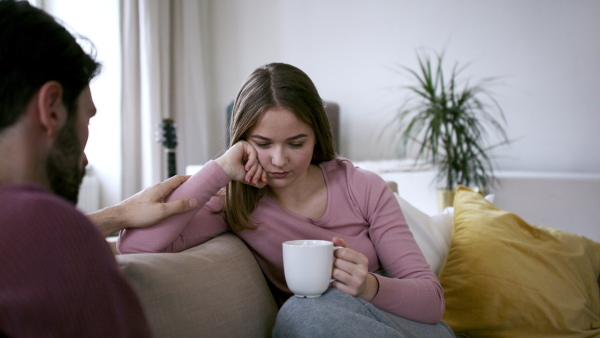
[120,0,211,198]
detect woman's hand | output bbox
[331,237,379,301]
[215,141,267,188]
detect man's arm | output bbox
[87,175,198,237]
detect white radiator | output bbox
[77,167,100,214]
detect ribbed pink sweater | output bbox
[119,158,445,323]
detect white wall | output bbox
[42,0,600,210]
[207,0,600,174]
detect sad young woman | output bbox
[118,63,455,337]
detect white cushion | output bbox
[395,193,495,275]
[395,194,453,275]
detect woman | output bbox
[118,63,455,337]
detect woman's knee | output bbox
[274,289,357,335]
[274,288,455,338]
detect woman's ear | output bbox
[36,81,66,137]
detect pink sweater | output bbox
[119,158,445,323]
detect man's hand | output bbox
[88,175,198,237]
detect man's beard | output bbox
[46,119,86,205]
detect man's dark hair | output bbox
[0,0,101,131]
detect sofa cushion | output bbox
[438,186,600,337]
[395,193,453,275]
[117,232,278,338]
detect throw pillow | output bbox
[395,193,453,275]
[438,186,600,337]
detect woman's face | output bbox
[247,107,316,189]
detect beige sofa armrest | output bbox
[117,232,278,337]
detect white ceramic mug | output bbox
[282,240,342,298]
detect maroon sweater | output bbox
[0,184,151,337]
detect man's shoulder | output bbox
[0,183,112,279]
[0,183,71,207]
[0,186,151,337]
[0,184,99,240]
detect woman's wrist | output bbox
[360,273,380,302]
[214,156,235,181]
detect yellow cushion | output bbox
[438,186,600,337]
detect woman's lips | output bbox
[270,172,289,179]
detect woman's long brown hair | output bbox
[222,63,337,231]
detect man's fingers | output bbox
[161,175,191,192]
[161,198,198,218]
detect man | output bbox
[0,1,197,335]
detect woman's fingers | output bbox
[334,251,369,280]
[250,166,267,188]
[332,245,370,297]
[216,141,267,188]
[332,236,346,248]
[241,142,267,188]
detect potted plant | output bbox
[387,50,510,210]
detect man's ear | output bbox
[37,81,67,137]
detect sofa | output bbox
[115,185,600,337]
[116,233,278,337]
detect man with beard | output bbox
[0,1,197,336]
[47,97,199,238]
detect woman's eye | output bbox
[290,143,304,148]
[254,142,270,148]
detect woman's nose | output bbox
[270,147,287,167]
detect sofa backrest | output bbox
[117,233,278,337]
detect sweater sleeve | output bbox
[348,167,445,324]
[118,160,231,253]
